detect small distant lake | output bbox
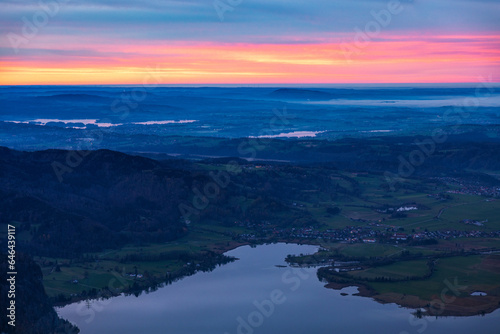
[57,243,500,334]
[471,292,488,296]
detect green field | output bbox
[39,226,241,298]
[368,255,500,300]
[338,243,410,258]
[348,259,429,280]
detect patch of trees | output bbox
[326,207,341,215]
[118,250,234,265]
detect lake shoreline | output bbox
[52,239,499,319]
[52,240,249,308]
[324,281,500,317]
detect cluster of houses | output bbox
[236,224,500,244]
[128,273,144,278]
[376,206,418,214]
[432,176,500,197]
[447,188,500,197]
[331,264,363,272]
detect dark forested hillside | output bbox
[0,148,190,257]
[2,138,500,258]
[0,147,320,258]
[0,252,79,334]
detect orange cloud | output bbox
[1,35,499,84]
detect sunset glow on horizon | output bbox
[1,0,499,85]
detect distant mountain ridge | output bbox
[34,93,111,103]
[268,88,334,100]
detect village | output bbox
[432,176,500,197]
[235,222,500,244]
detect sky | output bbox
[0,0,499,85]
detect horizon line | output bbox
[2,82,499,87]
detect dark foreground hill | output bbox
[0,253,79,334]
[0,146,320,258]
[0,148,190,257]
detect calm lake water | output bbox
[57,243,500,334]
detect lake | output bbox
[57,243,500,334]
